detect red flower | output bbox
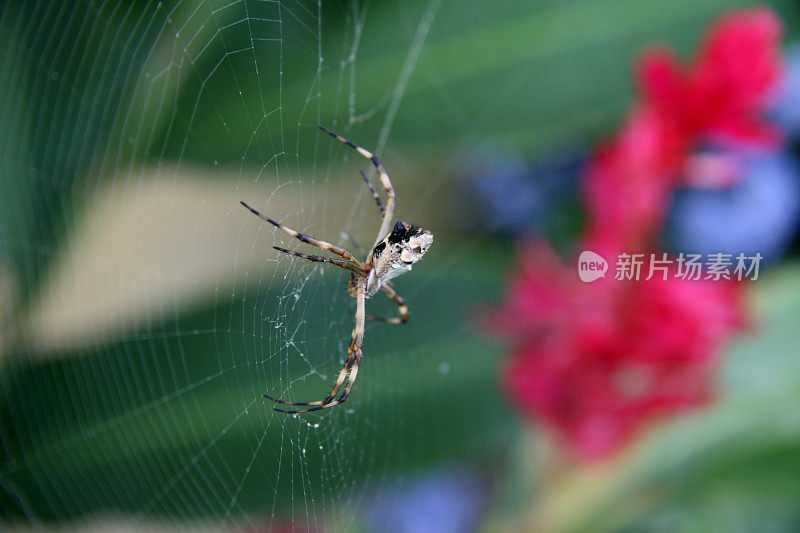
[583,106,675,253]
[493,245,745,458]
[585,9,782,253]
[638,8,782,152]
[486,9,777,459]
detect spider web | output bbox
[0,0,505,531]
[3,0,777,530]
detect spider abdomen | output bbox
[367,220,433,296]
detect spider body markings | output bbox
[241,126,433,414]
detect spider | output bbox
[241,126,434,414]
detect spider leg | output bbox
[240,201,363,267]
[264,341,357,407]
[360,170,385,216]
[365,283,408,324]
[272,246,365,276]
[319,126,395,251]
[265,282,367,414]
[263,351,354,410]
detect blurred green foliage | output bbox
[3,0,800,530]
[0,1,162,299]
[0,241,512,521]
[5,0,800,300]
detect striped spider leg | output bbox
[242,126,433,414]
